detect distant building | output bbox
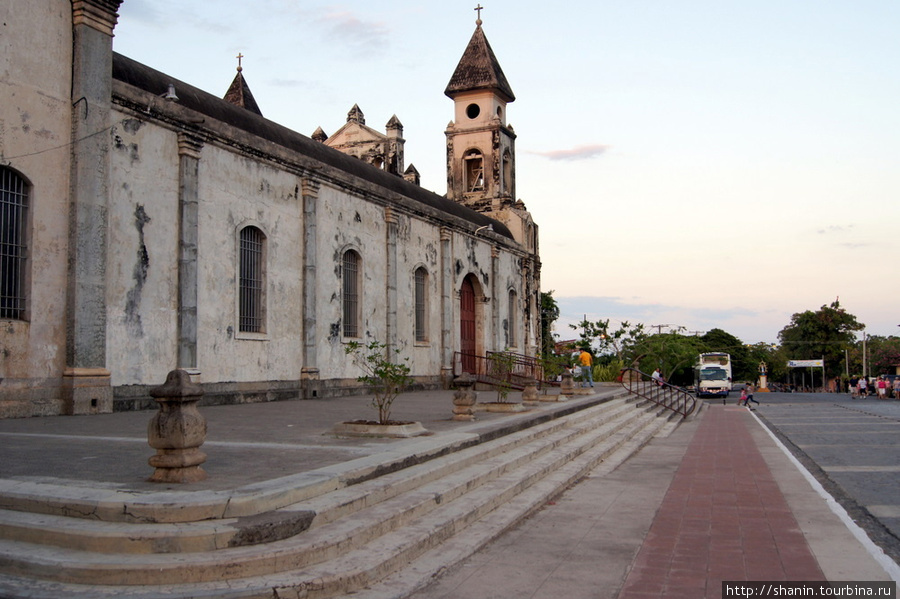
[0,1,540,417]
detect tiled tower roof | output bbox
[444,24,515,102]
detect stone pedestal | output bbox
[522,379,540,406]
[452,374,477,421]
[560,371,574,396]
[148,369,207,483]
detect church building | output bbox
[0,1,541,417]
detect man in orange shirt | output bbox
[578,348,594,388]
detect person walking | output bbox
[744,383,759,409]
[858,376,868,398]
[876,376,888,399]
[577,347,594,388]
[849,375,859,398]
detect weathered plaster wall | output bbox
[195,146,304,383]
[316,183,387,380]
[400,215,442,375]
[0,0,73,416]
[107,114,179,387]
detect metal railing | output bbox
[453,351,544,390]
[619,367,697,418]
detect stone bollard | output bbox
[522,378,540,406]
[452,374,478,421]
[560,371,574,396]
[147,369,208,483]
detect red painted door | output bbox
[460,277,476,373]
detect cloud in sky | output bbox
[529,144,609,161]
[817,225,855,235]
[318,10,391,56]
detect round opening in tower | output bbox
[466,103,480,119]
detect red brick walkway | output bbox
[618,405,824,598]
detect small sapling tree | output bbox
[488,351,516,402]
[344,340,414,425]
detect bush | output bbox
[594,358,626,382]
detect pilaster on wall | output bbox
[491,246,500,351]
[72,0,122,35]
[440,227,453,384]
[65,0,123,414]
[177,133,203,370]
[301,178,321,397]
[384,208,399,353]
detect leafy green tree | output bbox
[700,328,751,379]
[540,291,560,360]
[744,342,783,381]
[344,340,413,424]
[570,318,646,362]
[777,299,864,379]
[867,336,900,376]
[631,331,706,386]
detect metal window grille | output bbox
[239,226,264,333]
[342,250,359,338]
[0,168,27,320]
[415,267,427,342]
[508,289,517,347]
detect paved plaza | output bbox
[754,393,900,564]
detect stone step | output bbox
[0,391,680,598]
[0,396,636,556]
[0,399,642,585]
[0,395,627,525]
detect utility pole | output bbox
[862,331,868,379]
[650,324,671,335]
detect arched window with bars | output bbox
[238,225,266,333]
[1,167,28,320]
[342,249,361,338]
[414,266,428,342]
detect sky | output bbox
[112,0,900,346]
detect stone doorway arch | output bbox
[459,274,485,373]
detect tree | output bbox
[744,342,783,381]
[631,331,706,386]
[570,318,646,362]
[867,336,900,376]
[540,291,560,360]
[777,299,864,378]
[344,340,414,424]
[700,328,751,379]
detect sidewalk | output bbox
[409,404,896,599]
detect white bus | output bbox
[694,353,732,398]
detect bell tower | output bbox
[444,7,516,213]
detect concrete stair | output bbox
[0,392,682,598]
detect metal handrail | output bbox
[619,367,697,418]
[453,351,544,390]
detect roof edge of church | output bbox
[111,52,514,241]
